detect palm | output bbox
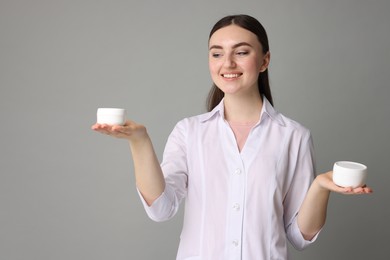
[316,171,373,195]
[91,120,147,141]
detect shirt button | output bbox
[232,240,239,247]
[233,203,240,211]
[234,168,242,175]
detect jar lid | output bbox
[97,108,126,115]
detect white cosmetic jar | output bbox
[97,108,126,125]
[332,161,368,188]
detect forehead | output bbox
[209,25,261,48]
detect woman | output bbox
[92,14,372,260]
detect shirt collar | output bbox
[200,96,285,126]
[199,98,225,123]
[261,97,285,126]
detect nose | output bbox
[223,54,236,68]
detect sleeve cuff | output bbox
[136,187,178,222]
[288,216,321,250]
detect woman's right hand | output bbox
[91,120,148,142]
[92,120,165,205]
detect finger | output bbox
[332,185,353,194]
[352,187,364,193]
[92,123,109,130]
[112,125,126,132]
[337,185,355,194]
[360,184,373,193]
[92,123,110,130]
[363,186,373,193]
[93,125,116,135]
[341,186,372,195]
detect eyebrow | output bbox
[209,42,253,50]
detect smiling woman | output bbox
[208,25,269,112]
[207,15,273,111]
[92,14,372,260]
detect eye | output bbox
[211,52,222,58]
[236,50,249,56]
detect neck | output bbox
[223,92,263,123]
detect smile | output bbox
[222,73,242,78]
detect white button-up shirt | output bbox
[138,98,318,260]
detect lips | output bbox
[222,73,243,78]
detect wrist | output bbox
[313,175,331,194]
[126,124,148,141]
[128,130,151,150]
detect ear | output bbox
[259,51,270,73]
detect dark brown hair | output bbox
[206,14,273,111]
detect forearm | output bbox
[297,176,330,240]
[92,121,166,205]
[129,134,165,206]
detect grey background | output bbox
[1,0,389,259]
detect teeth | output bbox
[223,73,241,78]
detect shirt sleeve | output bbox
[284,130,321,250]
[137,120,188,222]
[287,214,321,250]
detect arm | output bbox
[92,120,165,206]
[297,171,373,240]
[296,176,330,240]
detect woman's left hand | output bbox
[315,171,373,195]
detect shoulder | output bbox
[280,113,310,134]
[176,107,219,127]
[263,97,310,135]
[267,106,312,143]
[264,99,310,138]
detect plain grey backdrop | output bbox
[1,0,389,259]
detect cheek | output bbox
[249,57,263,70]
[244,61,262,76]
